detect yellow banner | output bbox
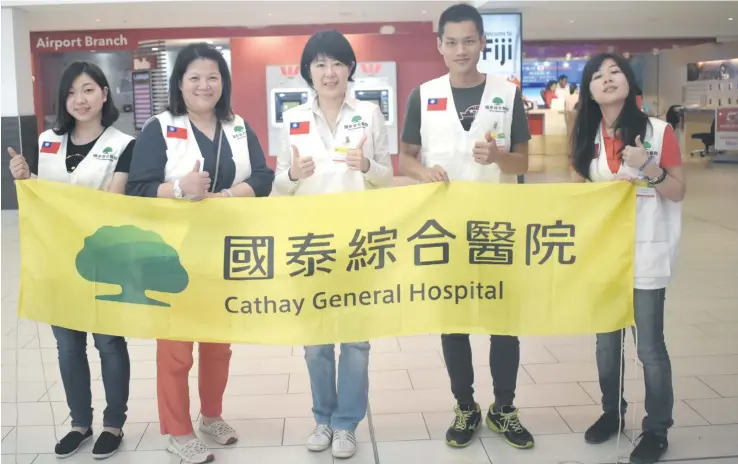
[15,179,635,345]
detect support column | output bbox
[1,7,36,210]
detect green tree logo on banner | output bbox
[75,225,189,307]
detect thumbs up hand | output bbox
[179,159,211,199]
[346,135,370,173]
[288,145,315,180]
[472,131,503,165]
[7,147,31,180]
[622,135,649,170]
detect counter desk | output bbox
[526,109,573,173]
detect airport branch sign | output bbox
[33,31,135,52]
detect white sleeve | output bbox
[362,105,394,188]
[273,118,299,195]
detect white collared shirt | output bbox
[274,94,393,196]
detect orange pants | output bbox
[156,340,232,435]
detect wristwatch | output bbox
[173,179,184,199]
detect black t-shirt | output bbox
[125,117,275,199]
[29,131,135,176]
[401,82,531,146]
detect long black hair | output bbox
[570,52,650,180]
[168,42,233,122]
[53,61,119,135]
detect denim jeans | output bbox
[596,288,674,436]
[441,334,520,407]
[304,342,370,432]
[52,326,130,429]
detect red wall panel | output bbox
[230,33,447,172]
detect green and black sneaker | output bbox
[486,403,535,449]
[445,403,482,447]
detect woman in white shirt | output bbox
[8,61,134,460]
[273,29,393,459]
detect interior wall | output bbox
[230,33,447,173]
[641,41,738,116]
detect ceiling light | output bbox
[152,47,159,51]
[95,18,100,22]
[268,13,272,16]
[421,10,427,14]
[729,17,734,21]
[216,46,223,50]
[569,19,574,24]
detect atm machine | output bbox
[265,64,311,157]
[350,61,398,155]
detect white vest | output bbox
[154,111,252,187]
[589,117,683,289]
[419,74,518,184]
[283,99,377,195]
[36,127,133,191]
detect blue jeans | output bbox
[304,342,370,432]
[595,288,674,436]
[52,326,130,429]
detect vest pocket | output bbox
[634,241,671,278]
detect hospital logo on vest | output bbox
[75,225,189,308]
[642,140,657,157]
[233,125,248,140]
[92,146,118,162]
[344,115,368,130]
[484,97,509,113]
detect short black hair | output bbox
[168,42,233,122]
[438,3,484,39]
[53,61,119,135]
[300,29,357,88]
[559,75,569,81]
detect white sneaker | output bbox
[166,436,214,464]
[306,424,333,452]
[199,419,238,446]
[332,429,356,458]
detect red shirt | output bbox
[601,123,682,174]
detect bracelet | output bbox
[221,189,234,197]
[648,168,667,186]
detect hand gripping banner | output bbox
[15,179,636,345]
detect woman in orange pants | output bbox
[125,42,274,463]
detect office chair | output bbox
[691,118,715,157]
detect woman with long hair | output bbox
[273,29,393,459]
[8,61,134,460]
[570,52,685,464]
[126,43,274,463]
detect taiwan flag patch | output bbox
[166,125,188,139]
[427,98,448,111]
[40,141,61,154]
[290,121,310,135]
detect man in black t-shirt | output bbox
[398,3,534,452]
